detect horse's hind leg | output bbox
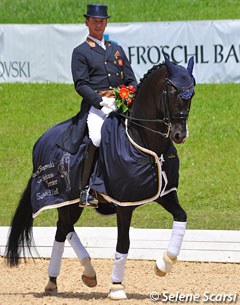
[45,204,96,295]
[155,191,187,276]
[66,231,97,288]
[108,205,135,300]
[45,235,65,295]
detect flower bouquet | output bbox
[114,84,136,113]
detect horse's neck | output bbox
[128,95,172,155]
[128,124,171,156]
[128,66,171,155]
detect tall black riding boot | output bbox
[79,141,99,208]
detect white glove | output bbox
[100,97,116,111]
[101,106,114,115]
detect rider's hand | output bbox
[101,106,114,115]
[100,97,116,111]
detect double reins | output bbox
[115,93,172,138]
[115,79,193,138]
[115,83,173,138]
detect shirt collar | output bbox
[88,35,105,49]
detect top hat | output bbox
[83,4,110,19]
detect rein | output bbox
[115,108,171,138]
[115,85,172,138]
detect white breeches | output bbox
[87,106,110,147]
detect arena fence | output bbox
[0,227,239,263]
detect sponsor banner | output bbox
[0,20,239,84]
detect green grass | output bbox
[0,83,239,229]
[0,83,79,226]
[0,0,239,23]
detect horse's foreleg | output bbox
[108,206,134,300]
[155,221,186,276]
[155,191,187,276]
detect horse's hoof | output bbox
[155,251,177,277]
[82,274,97,287]
[44,280,58,295]
[154,263,167,277]
[108,283,127,300]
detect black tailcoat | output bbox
[56,38,137,154]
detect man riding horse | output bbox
[67,4,137,207]
[5,3,196,300]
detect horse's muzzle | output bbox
[171,123,189,144]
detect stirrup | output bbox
[79,187,98,208]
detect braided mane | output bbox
[137,63,164,90]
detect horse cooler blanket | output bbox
[31,113,179,217]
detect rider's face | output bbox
[86,17,107,40]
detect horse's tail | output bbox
[5,177,35,267]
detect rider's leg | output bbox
[79,106,108,207]
[79,108,101,206]
[80,103,116,207]
[79,140,99,207]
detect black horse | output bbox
[5,57,195,300]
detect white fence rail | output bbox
[0,227,239,263]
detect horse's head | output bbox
[129,57,195,154]
[163,56,195,144]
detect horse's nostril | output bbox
[175,133,181,140]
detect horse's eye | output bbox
[169,88,178,97]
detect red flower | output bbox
[128,85,136,93]
[114,85,136,113]
[127,99,134,107]
[119,87,129,99]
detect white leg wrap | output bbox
[81,257,96,278]
[111,252,128,283]
[81,257,97,288]
[48,240,65,277]
[167,221,186,257]
[156,251,177,275]
[155,221,186,277]
[155,221,187,276]
[66,231,90,261]
[108,283,127,300]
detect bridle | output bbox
[116,80,194,138]
[165,78,194,120]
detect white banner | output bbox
[0,20,240,84]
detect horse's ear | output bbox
[187,56,194,74]
[164,55,177,74]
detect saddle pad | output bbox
[90,113,179,206]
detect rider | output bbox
[71,4,137,207]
